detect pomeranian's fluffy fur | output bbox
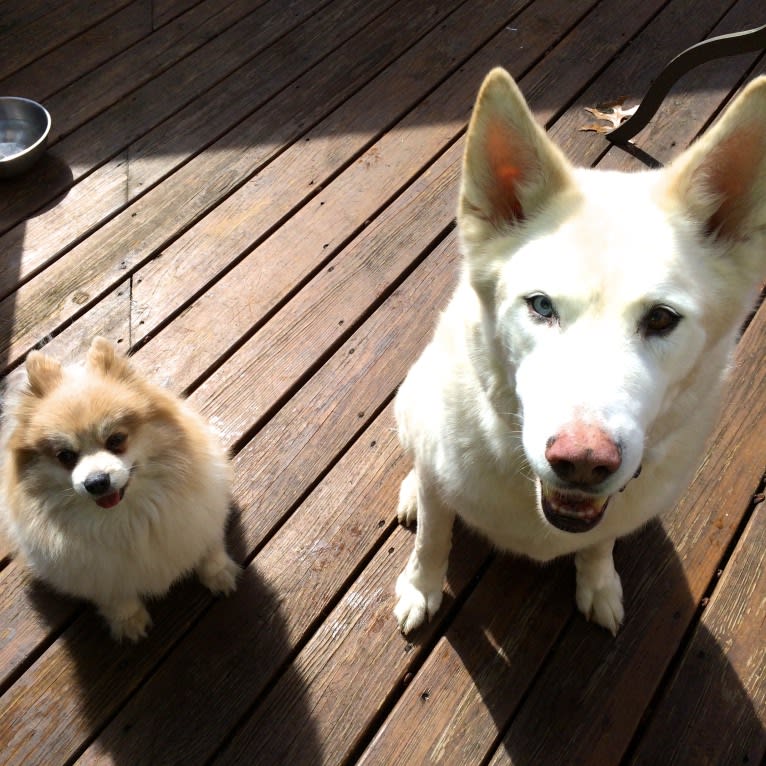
[0,337,239,641]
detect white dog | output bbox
[394,68,766,635]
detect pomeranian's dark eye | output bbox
[526,293,557,322]
[56,449,78,470]
[640,306,681,337]
[106,433,128,454]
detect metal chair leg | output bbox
[607,23,766,145]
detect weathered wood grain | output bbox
[151,0,217,28]
[186,142,462,442]
[0,0,131,81]
[590,0,766,170]
[213,523,492,766]
[0,1,152,102]
[129,0,594,392]
[357,555,573,765]
[628,499,765,766]
[74,413,405,765]
[1,2,764,764]
[0,0,425,360]
[0,210,460,764]
[0,0,334,230]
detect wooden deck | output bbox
[1,0,764,763]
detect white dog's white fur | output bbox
[394,69,766,635]
[1,338,240,641]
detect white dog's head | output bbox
[458,69,766,533]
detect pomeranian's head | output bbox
[6,337,182,510]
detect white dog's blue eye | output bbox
[526,294,556,321]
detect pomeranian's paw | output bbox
[198,551,240,596]
[102,600,152,643]
[397,470,418,527]
[576,567,624,636]
[394,570,442,634]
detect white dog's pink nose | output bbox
[545,425,621,486]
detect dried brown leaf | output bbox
[579,99,638,133]
[578,122,613,134]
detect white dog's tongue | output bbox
[95,491,122,509]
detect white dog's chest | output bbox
[445,478,585,562]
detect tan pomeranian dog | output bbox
[0,337,240,641]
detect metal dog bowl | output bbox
[0,97,51,178]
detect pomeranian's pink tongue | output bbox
[95,491,122,509]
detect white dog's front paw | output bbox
[394,571,443,634]
[198,552,240,596]
[576,568,624,635]
[397,470,418,526]
[102,600,152,643]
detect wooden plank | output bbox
[129,0,593,392]
[0,154,128,301]
[0,579,216,766]
[0,0,332,231]
[0,0,133,81]
[0,1,152,102]
[0,0,417,354]
[185,142,462,442]
[0,561,80,694]
[586,0,765,170]
[73,415,406,766]
[483,290,766,764]
[230,549,568,766]
[214,523,491,766]
[0,211,460,762]
[43,0,276,146]
[152,0,217,27]
[213,227,461,554]
[0,37,468,680]
[0,0,61,31]
[0,0,255,134]
[628,499,766,766]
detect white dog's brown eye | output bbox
[641,306,681,337]
[526,293,556,321]
[106,433,128,454]
[56,449,78,470]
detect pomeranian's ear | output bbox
[459,68,574,238]
[666,76,766,249]
[25,351,63,398]
[87,336,134,382]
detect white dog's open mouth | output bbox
[539,481,610,533]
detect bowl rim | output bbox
[0,96,52,165]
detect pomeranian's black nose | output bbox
[84,473,112,496]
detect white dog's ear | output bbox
[459,68,573,235]
[87,336,134,382]
[25,351,63,398]
[666,76,766,245]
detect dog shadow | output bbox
[444,520,763,764]
[25,504,321,765]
